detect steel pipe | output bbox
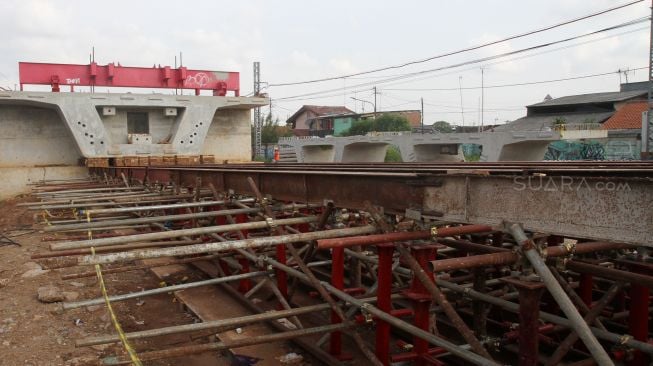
[317,224,493,249]
[236,246,500,365]
[507,223,614,366]
[51,216,318,251]
[82,198,255,215]
[78,225,378,265]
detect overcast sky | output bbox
[0,0,649,125]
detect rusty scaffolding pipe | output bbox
[430,241,634,272]
[51,216,318,251]
[77,225,379,265]
[316,224,493,249]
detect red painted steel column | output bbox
[502,278,545,366]
[330,247,345,357]
[628,282,650,366]
[579,274,593,307]
[407,246,435,366]
[376,244,395,366]
[237,256,252,293]
[275,244,288,298]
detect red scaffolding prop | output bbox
[18,61,240,96]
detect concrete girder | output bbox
[279,131,562,163]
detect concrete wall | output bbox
[413,144,464,162]
[341,142,389,163]
[0,105,87,199]
[0,105,81,167]
[498,141,551,161]
[201,109,251,161]
[302,145,336,163]
[102,108,176,145]
[0,166,88,199]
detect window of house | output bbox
[127,112,149,134]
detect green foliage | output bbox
[384,145,402,162]
[553,117,566,125]
[432,120,454,133]
[254,113,294,145]
[252,155,272,163]
[341,113,411,136]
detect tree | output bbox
[341,113,411,136]
[432,120,454,133]
[260,113,293,144]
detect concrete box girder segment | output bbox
[280,131,563,163]
[0,91,268,158]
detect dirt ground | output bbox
[0,198,226,366]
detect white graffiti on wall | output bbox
[66,78,81,84]
[185,72,211,87]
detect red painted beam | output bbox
[19,62,239,96]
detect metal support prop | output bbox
[329,246,347,358]
[244,177,383,366]
[629,269,651,366]
[506,223,614,366]
[236,246,500,365]
[376,244,395,366]
[364,202,493,360]
[502,277,545,366]
[546,282,624,366]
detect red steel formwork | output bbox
[18,61,240,96]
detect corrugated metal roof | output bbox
[494,111,614,132]
[528,90,646,108]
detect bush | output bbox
[385,146,402,162]
[342,114,411,136]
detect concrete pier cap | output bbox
[0,90,268,198]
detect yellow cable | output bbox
[88,212,142,365]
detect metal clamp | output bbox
[430,226,438,238]
[265,217,277,229]
[360,303,374,324]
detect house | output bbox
[286,105,354,137]
[600,100,646,160]
[496,82,648,160]
[495,87,647,132]
[287,106,423,137]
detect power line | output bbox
[274,17,649,101]
[268,0,643,87]
[383,67,648,91]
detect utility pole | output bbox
[373,86,378,118]
[645,0,653,159]
[420,97,424,134]
[253,62,263,158]
[459,76,465,130]
[480,67,485,133]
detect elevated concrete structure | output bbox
[279,130,566,163]
[0,91,267,198]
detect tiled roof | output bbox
[601,101,647,130]
[286,105,354,123]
